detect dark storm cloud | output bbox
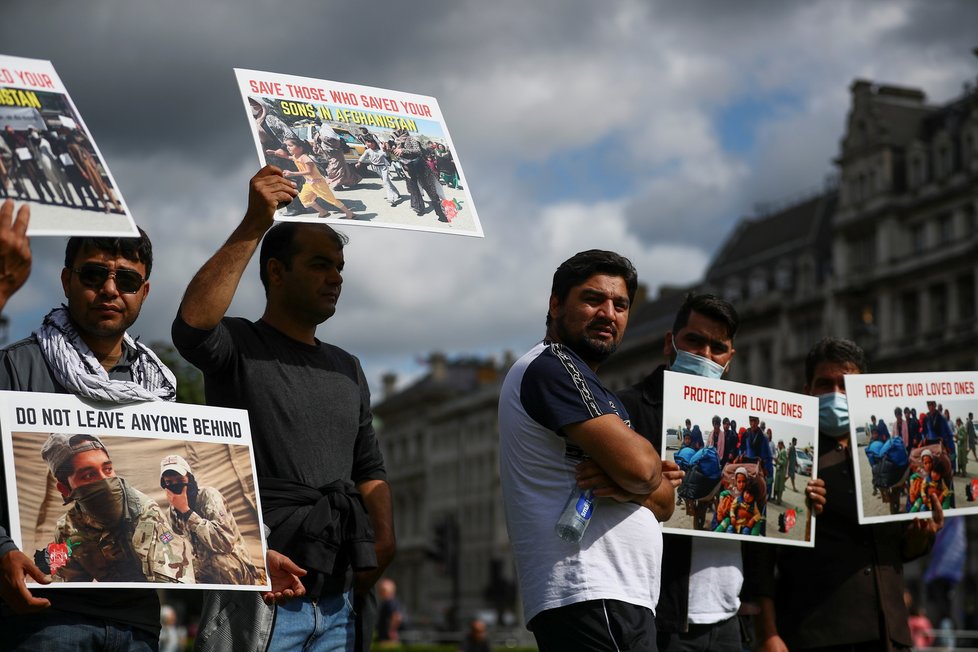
[888,0,978,51]
[2,0,479,159]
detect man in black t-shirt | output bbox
[173,167,393,652]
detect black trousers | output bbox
[530,599,657,652]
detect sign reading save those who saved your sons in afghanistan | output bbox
[234,68,483,238]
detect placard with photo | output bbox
[234,68,482,237]
[0,390,269,590]
[660,370,819,547]
[845,371,978,524]
[0,54,138,236]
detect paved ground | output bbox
[4,184,134,235]
[288,169,479,235]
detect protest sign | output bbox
[0,391,268,590]
[0,54,138,236]
[660,371,819,547]
[234,68,483,237]
[845,371,978,524]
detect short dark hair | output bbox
[672,293,739,341]
[803,337,867,386]
[547,250,637,326]
[259,222,349,292]
[64,227,153,279]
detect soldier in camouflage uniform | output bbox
[160,454,261,585]
[40,433,194,584]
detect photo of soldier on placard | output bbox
[9,431,266,589]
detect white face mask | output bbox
[818,392,850,438]
[671,340,727,379]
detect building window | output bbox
[930,284,947,331]
[957,274,975,321]
[935,145,951,178]
[964,204,977,234]
[901,290,917,337]
[775,263,793,291]
[909,223,925,254]
[850,234,876,272]
[909,155,924,187]
[749,271,768,298]
[937,213,953,245]
[723,279,742,304]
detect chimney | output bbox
[382,372,398,398]
[429,352,447,382]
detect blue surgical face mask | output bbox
[818,392,849,438]
[672,340,727,379]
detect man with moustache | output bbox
[0,198,179,650]
[499,249,664,651]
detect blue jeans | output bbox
[3,609,158,652]
[268,591,356,652]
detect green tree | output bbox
[151,341,205,405]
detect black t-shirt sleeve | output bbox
[519,345,612,436]
[171,314,237,375]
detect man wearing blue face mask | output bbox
[618,293,747,652]
[751,337,942,651]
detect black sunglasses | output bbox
[71,263,145,294]
[161,479,189,494]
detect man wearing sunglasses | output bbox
[0,199,178,651]
[159,454,261,586]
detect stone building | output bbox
[373,353,517,629]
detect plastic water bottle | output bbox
[555,487,595,543]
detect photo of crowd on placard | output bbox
[0,87,124,215]
[247,95,473,232]
[856,400,978,518]
[664,412,815,543]
[9,431,267,589]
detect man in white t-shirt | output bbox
[499,249,665,651]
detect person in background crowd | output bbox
[458,618,490,652]
[773,440,787,504]
[751,337,941,651]
[375,578,403,646]
[786,437,798,493]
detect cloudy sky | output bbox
[3,0,977,394]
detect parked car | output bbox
[796,449,814,476]
[855,426,869,446]
[665,428,681,450]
